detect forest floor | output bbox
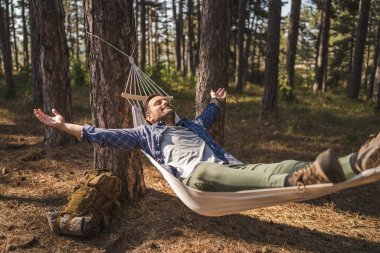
[0,84,380,253]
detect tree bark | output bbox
[196,0,231,145]
[368,20,380,98]
[313,0,331,93]
[21,0,29,65]
[29,0,43,106]
[140,0,146,70]
[84,0,145,200]
[235,0,246,93]
[261,0,281,112]
[242,0,255,85]
[173,0,181,70]
[163,0,170,72]
[179,0,186,76]
[154,9,159,64]
[134,0,138,65]
[31,0,75,146]
[284,0,301,99]
[65,0,74,59]
[187,0,195,75]
[148,6,153,66]
[255,23,263,77]
[375,59,380,109]
[348,12,356,71]
[195,0,201,68]
[74,0,80,61]
[250,17,258,80]
[348,0,371,99]
[10,2,19,70]
[0,5,15,98]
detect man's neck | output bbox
[163,114,176,126]
[166,119,176,126]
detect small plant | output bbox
[71,60,88,86]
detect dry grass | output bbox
[0,85,379,253]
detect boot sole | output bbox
[365,147,380,169]
[317,149,346,183]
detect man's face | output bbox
[145,96,175,124]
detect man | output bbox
[34,88,380,192]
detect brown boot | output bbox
[355,132,380,172]
[286,149,346,187]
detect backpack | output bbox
[46,171,122,236]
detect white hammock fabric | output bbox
[119,58,380,216]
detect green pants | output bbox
[181,154,356,192]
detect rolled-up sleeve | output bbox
[81,124,141,151]
[193,103,219,130]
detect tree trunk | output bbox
[375,60,380,109]
[0,6,15,98]
[65,0,74,59]
[348,0,371,99]
[154,10,159,64]
[75,0,80,61]
[313,0,331,93]
[148,6,153,66]
[363,10,373,92]
[196,0,231,145]
[10,2,19,70]
[250,18,258,80]
[261,0,281,112]
[179,0,186,76]
[31,0,75,146]
[243,25,252,85]
[284,0,301,99]
[29,0,43,106]
[163,0,170,72]
[195,0,201,68]
[242,0,255,85]
[235,0,246,93]
[21,0,29,65]
[255,23,263,77]
[173,0,181,70]
[348,12,356,72]
[134,0,138,65]
[187,0,195,76]
[368,20,380,98]
[84,0,145,200]
[140,0,146,70]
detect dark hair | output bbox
[142,94,160,123]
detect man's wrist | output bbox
[210,97,220,106]
[210,95,221,101]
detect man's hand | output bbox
[210,88,227,102]
[33,108,65,130]
[33,108,83,138]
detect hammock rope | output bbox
[88,32,380,217]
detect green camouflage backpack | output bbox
[46,171,122,236]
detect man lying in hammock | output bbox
[34,88,380,192]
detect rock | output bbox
[6,234,36,251]
[1,167,7,176]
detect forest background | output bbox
[0,0,380,252]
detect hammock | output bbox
[88,33,380,216]
[121,57,380,217]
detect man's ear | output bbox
[146,114,153,123]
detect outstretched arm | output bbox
[193,88,227,129]
[33,108,83,138]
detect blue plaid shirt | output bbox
[81,103,243,178]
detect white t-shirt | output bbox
[160,126,225,178]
